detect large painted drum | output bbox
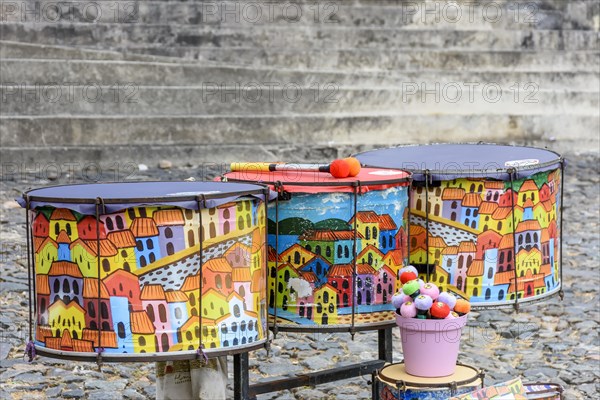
[223,167,411,332]
[21,182,270,361]
[374,362,484,400]
[356,144,564,309]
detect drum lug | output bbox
[277,191,291,201]
[450,381,458,395]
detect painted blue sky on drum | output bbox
[274,188,408,223]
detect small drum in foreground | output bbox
[523,383,564,399]
[374,362,484,400]
[223,167,411,332]
[356,144,564,308]
[21,182,269,361]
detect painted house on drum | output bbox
[408,171,561,305]
[32,200,268,355]
[266,192,409,327]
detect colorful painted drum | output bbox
[222,167,411,332]
[374,362,484,400]
[356,144,564,308]
[20,182,270,361]
[523,383,564,399]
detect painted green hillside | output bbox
[268,217,314,235]
[314,218,352,231]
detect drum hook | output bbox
[450,381,458,395]
[196,344,208,365]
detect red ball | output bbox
[400,271,417,284]
[430,301,451,319]
[330,159,350,178]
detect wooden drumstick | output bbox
[230,159,354,178]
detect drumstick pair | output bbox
[230,157,361,178]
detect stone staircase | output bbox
[1,0,599,169]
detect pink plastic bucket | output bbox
[395,313,468,377]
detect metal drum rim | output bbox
[22,181,269,206]
[354,142,563,176]
[34,336,269,362]
[377,362,482,390]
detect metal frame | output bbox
[233,327,393,400]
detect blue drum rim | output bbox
[33,337,269,362]
[22,181,269,206]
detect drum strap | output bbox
[262,187,271,352]
[508,170,520,312]
[24,194,36,362]
[424,170,431,278]
[95,197,106,366]
[558,160,565,301]
[196,195,206,363]
[271,182,283,338]
[350,183,360,338]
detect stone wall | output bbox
[1,0,599,170]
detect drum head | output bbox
[355,144,562,181]
[379,363,481,389]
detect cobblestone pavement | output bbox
[1,153,598,399]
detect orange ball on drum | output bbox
[344,157,362,177]
[329,159,350,178]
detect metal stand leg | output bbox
[233,353,250,400]
[233,328,394,399]
[378,327,393,363]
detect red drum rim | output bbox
[223,167,411,194]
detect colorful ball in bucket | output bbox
[391,292,406,309]
[399,265,418,276]
[420,282,440,300]
[437,291,457,310]
[400,271,417,284]
[414,294,433,317]
[430,301,451,319]
[400,301,417,318]
[402,280,420,299]
[445,311,460,319]
[454,299,471,316]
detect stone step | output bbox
[2,23,598,51]
[0,40,167,62]
[1,84,597,116]
[2,40,598,73]
[77,47,598,72]
[1,114,597,149]
[3,0,598,31]
[0,134,587,171]
[2,59,599,91]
